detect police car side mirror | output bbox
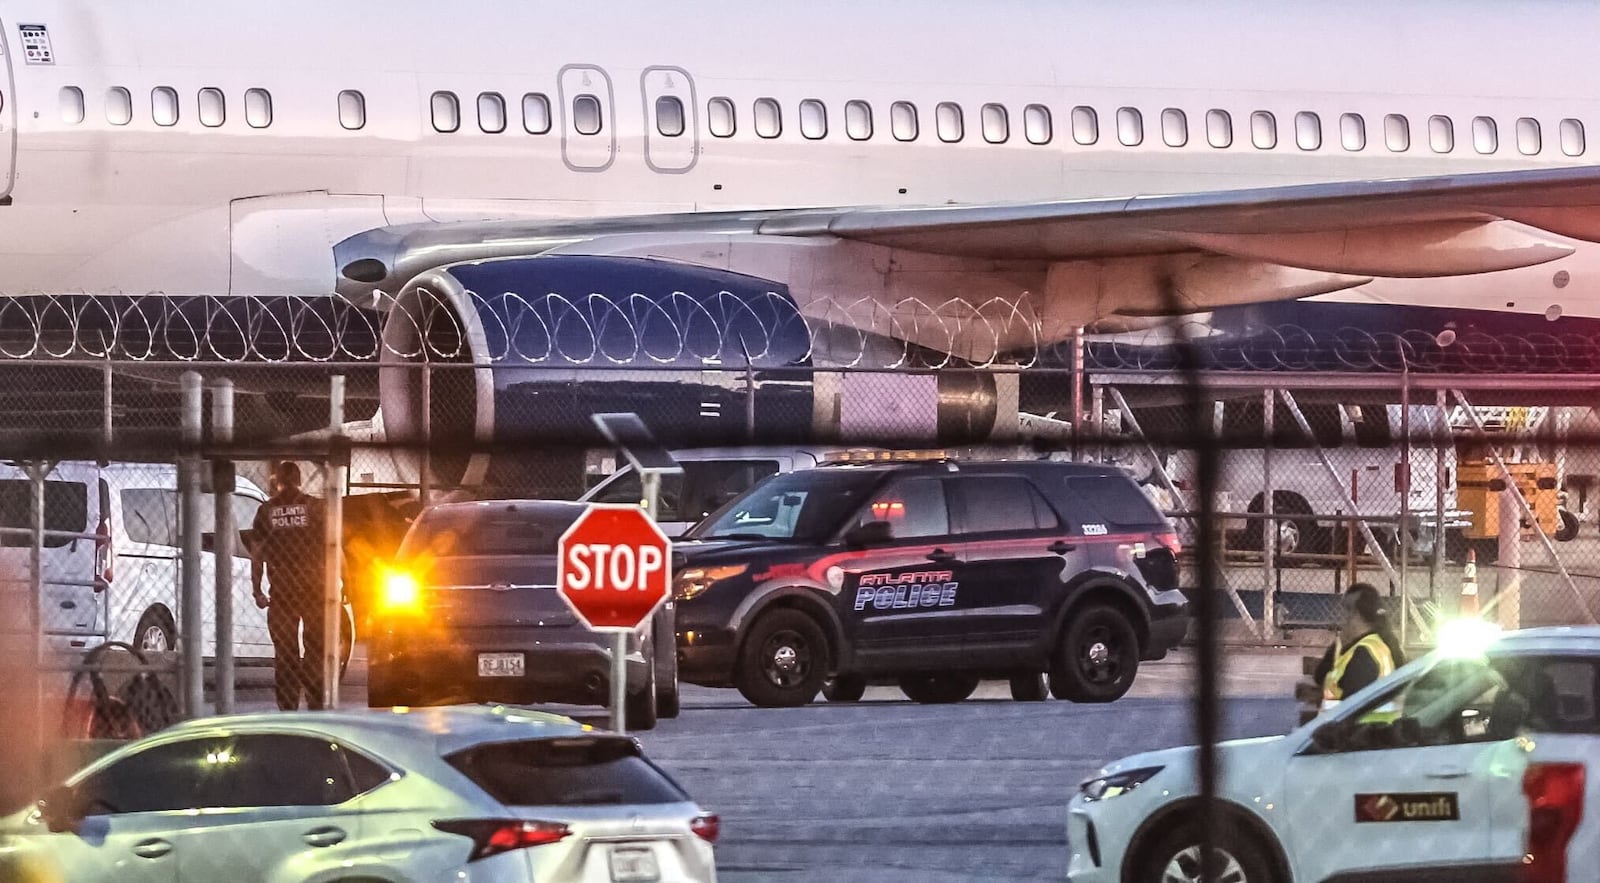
[844,521,893,549]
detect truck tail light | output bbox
[1522,762,1584,883]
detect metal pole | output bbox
[1090,384,1105,464]
[1497,488,1522,630]
[611,630,628,734]
[102,360,114,454]
[27,461,46,774]
[419,365,432,507]
[211,380,235,714]
[323,375,346,710]
[1071,325,1085,461]
[1398,372,1412,647]
[745,361,757,444]
[179,371,204,719]
[1262,388,1275,639]
[642,471,662,523]
[1433,389,1447,599]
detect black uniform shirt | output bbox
[253,489,326,599]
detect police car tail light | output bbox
[690,812,720,843]
[432,818,571,861]
[674,565,747,601]
[1156,531,1181,556]
[1522,762,1585,883]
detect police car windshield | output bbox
[400,505,582,558]
[689,469,880,542]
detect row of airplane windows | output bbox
[56,84,1590,158]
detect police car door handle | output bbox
[926,549,956,562]
[1048,540,1076,554]
[1425,766,1469,779]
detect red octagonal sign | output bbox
[558,504,673,631]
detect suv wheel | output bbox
[1009,673,1048,702]
[898,674,980,704]
[134,607,177,653]
[822,674,868,703]
[1139,820,1275,883]
[1050,603,1139,702]
[626,660,659,731]
[734,609,827,708]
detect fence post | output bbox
[1433,389,1447,600]
[419,364,432,507]
[210,380,235,715]
[323,375,346,710]
[179,371,204,719]
[1496,487,1522,630]
[1071,325,1085,461]
[26,459,47,778]
[1262,387,1275,639]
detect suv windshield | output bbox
[688,469,881,542]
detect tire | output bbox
[1556,508,1580,542]
[339,607,355,683]
[734,609,828,708]
[626,660,658,731]
[656,680,681,720]
[897,674,980,704]
[652,604,681,719]
[133,607,177,654]
[822,674,868,703]
[1136,820,1276,883]
[1247,493,1316,558]
[1009,672,1048,702]
[1049,603,1140,702]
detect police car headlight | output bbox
[1079,766,1163,802]
[674,565,747,601]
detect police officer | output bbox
[251,461,328,711]
[1313,582,1406,712]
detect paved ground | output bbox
[232,647,1304,881]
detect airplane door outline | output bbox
[641,66,698,174]
[558,64,617,173]
[0,20,16,199]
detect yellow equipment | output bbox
[1457,459,1558,539]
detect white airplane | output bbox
[1,0,1599,462]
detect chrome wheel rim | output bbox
[1162,846,1246,883]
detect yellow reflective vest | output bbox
[1320,632,1396,711]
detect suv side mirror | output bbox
[38,785,86,833]
[844,520,893,549]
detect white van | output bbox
[580,446,863,536]
[8,461,351,664]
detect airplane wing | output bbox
[755,164,1600,276]
[338,165,1600,297]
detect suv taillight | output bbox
[1523,762,1584,883]
[1156,531,1182,556]
[432,818,570,861]
[690,812,720,843]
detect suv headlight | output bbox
[674,565,747,601]
[1079,766,1163,802]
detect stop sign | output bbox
[557,504,673,631]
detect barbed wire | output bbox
[0,290,1597,373]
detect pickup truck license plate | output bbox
[608,845,660,882]
[477,652,525,677]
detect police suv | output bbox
[1068,623,1598,883]
[671,453,1190,708]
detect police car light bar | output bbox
[822,449,952,464]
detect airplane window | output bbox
[799,99,827,139]
[936,102,964,142]
[1517,117,1541,155]
[1472,116,1498,153]
[1250,111,1276,149]
[1206,109,1232,148]
[891,101,918,141]
[1024,104,1051,144]
[338,90,366,131]
[151,87,179,127]
[478,92,507,134]
[1384,114,1410,151]
[198,88,225,128]
[244,89,272,129]
[982,103,1009,143]
[1561,119,1585,156]
[1428,115,1454,153]
[431,91,460,133]
[106,87,133,126]
[708,97,735,137]
[754,98,782,138]
[1340,113,1366,150]
[1071,106,1098,145]
[1160,108,1186,147]
[59,87,84,125]
[1117,107,1143,146]
[1295,111,1321,150]
[572,94,602,136]
[845,100,872,141]
[522,93,552,135]
[655,96,685,137]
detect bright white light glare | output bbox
[1434,617,1502,659]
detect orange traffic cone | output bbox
[1460,548,1480,617]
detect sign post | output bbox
[557,505,673,733]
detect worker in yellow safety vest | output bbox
[1313,583,1405,712]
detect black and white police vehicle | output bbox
[670,453,1191,708]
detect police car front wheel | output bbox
[734,609,829,708]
